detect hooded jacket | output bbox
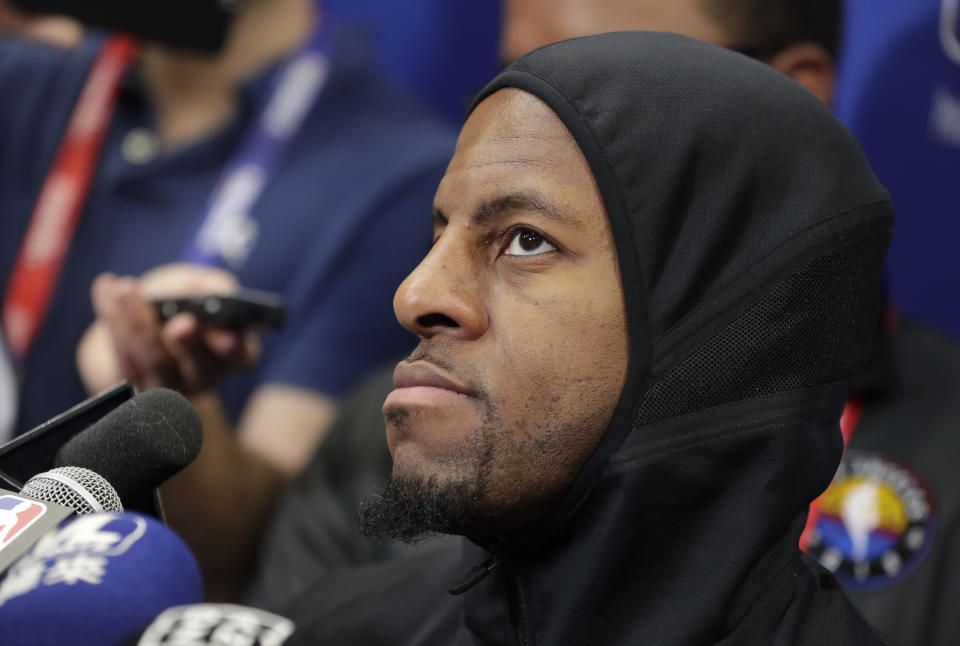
[283,32,894,645]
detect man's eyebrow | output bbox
[471,190,578,228]
[431,190,580,230]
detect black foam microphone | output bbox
[54,388,204,517]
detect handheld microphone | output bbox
[0,511,203,646]
[0,466,123,573]
[124,603,296,646]
[55,388,204,518]
[20,466,123,515]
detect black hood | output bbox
[456,32,893,644]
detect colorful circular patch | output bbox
[806,450,936,590]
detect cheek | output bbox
[491,284,628,424]
[478,283,628,511]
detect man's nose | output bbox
[393,236,487,341]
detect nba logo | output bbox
[0,495,46,550]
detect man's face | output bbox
[379,89,629,539]
[502,0,729,63]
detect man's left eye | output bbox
[504,228,557,256]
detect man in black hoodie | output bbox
[278,32,894,644]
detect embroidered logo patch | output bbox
[806,450,936,590]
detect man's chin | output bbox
[358,473,485,544]
[384,406,483,460]
[388,442,454,483]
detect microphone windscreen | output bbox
[54,389,203,500]
[0,511,203,646]
[20,466,123,514]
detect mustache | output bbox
[402,344,490,403]
[403,346,456,372]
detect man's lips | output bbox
[383,360,477,413]
[392,361,473,396]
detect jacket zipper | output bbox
[449,547,530,645]
[503,560,530,646]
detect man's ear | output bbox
[766,42,836,106]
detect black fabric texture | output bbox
[283,32,894,645]
[637,231,890,425]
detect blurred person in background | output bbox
[250,2,960,644]
[0,0,455,600]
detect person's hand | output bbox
[0,1,83,47]
[77,263,261,395]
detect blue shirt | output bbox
[0,33,456,436]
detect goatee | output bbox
[358,474,485,544]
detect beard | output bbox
[360,344,609,543]
[359,390,498,544]
[358,471,487,544]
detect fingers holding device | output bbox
[77,266,282,396]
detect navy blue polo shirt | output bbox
[0,33,456,436]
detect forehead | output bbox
[437,89,600,211]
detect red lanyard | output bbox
[799,397,864,550]
[2,35,136,366]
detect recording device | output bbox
[8,0,242,53]
[0,466,123,574]
[0,511,203,646]
[54,388,204,519]
[153,288,286,330]
[0,382,134,491]
[123,603,296,646]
